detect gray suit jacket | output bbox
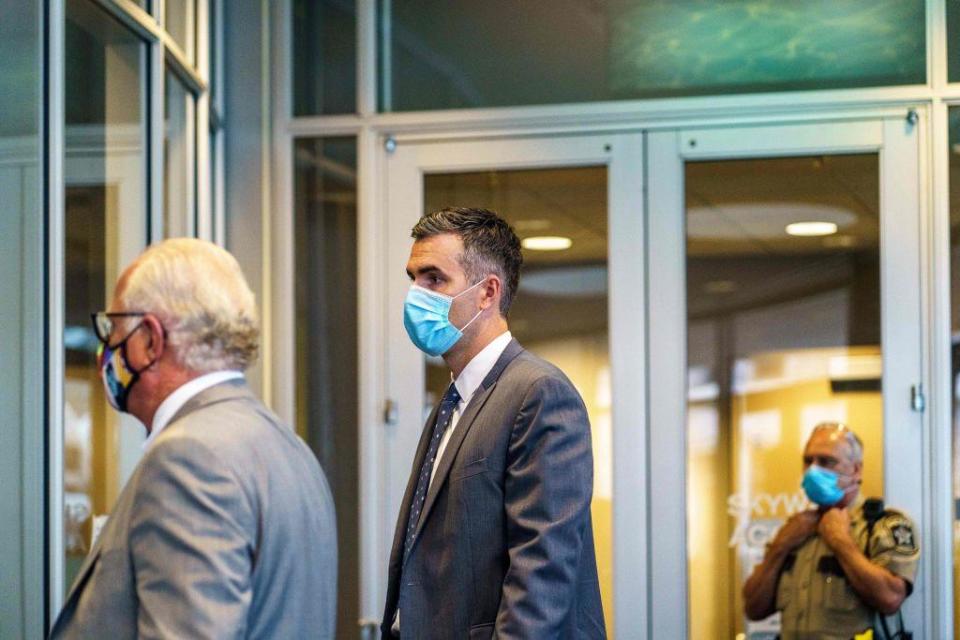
[381,340,605,639]
[50,379,337,639]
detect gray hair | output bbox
[120,238,259,373]
[811,422,864,464]
[411,207,523,316]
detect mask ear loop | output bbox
[119,319,165,376]
[452,279,489,333]
[451,278,487,300]
[458,307,484,333]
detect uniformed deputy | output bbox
[742,422,919,640]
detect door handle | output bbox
[910,384,926,413]
[384,398,399,425]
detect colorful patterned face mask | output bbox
[96,322,152,413]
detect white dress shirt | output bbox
[429,331,512,486]
[143,370,245,451]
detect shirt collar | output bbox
[453,331,512,406]
[143,370,244,450]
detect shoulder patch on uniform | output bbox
[891,523,915,552]
[878,512,917,553]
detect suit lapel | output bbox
[408,340,524,551]
[59,543,102,615]
[389,402,441,566]
[59,466,137,611]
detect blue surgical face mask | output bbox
[802,465,845,507]
[404,280,485,357]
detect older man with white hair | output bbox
[743,422,919,639]
[50,238,337,639]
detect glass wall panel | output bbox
[293,0,356,116]
[164,69,194,237]
[209,0,218,104]
[0,0,42,633]
[685,154,883,639]
[423,168,613,635]
[949,2,960,83]
[165,0,194,61]
[294,137,359,640]
[949,106,960,638]
[380,0,925,112]
[63,0,148,592]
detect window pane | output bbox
[293,0,356,115]
[685,154,883,638]
[165,0,194,60]
[950,1,960,82]
[64,0,148,592]
[423,168,613,635]
[210,129,219,240]
[380,0,925,111]
[209,0,218,104]
[293,137,358,639]
[164,70,195,237]
[0,0,41,631]
[950,106,960,637]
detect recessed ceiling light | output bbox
[522,236,573,251]
[785,221,838,237]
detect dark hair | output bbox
[411,207,523,316]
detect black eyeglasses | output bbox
[90,311,148,347]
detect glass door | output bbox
[381,133,646,637]
[647,117,926,638]
[62,0,150,599]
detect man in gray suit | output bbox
[50,238,337,639]
[383,208,605,639]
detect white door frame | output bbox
[378,132,648,636]
[646,114,930,638]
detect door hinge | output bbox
[383,398,399,425]
[910,384,926,413]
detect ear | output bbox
[141,314,166,362]
[480,275,502,311]
[850,459,864,483]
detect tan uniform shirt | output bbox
[775,496,919,640]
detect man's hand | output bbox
[770,510,820,554]
[744,509,818,620]
[819,507,910,615]
[818,507,854,551]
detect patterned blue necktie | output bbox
[404,382,461,560]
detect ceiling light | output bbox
[785,221,838,237]
[522,236,572,251]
